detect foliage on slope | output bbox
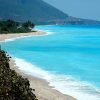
[0,49,38,100]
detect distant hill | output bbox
[0,0,100,25]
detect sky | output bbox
[43,0,100,21]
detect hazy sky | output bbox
[43,0,100,21]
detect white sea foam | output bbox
[0,31,52,43]
[0,35,35,43]
[14,57,100,100]
[14,57,52,80]
[35,29,53,35]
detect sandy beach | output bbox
[9,58,76,100]
[0,31,47,41]
[0,31,76,100]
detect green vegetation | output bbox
[0,20,35,34]
[0,48,38,100]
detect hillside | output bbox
[0,0,68,24]
[0,0,100,25]
[0,49,38,100]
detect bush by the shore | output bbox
[0,20,35,34]
[0,49,38,100]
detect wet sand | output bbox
[9,58,76,100]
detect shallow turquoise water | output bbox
[1,25,100,100]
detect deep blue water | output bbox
[1,25,100,100]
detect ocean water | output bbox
[1,25,100,100]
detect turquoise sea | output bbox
[1,25,100,100]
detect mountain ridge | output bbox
[0,0,100,25]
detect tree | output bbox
[0,20,35,34]
[6,20,19,28]
[23,21,35,29]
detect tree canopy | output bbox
[0,49,38,100]
[0,20,35,34]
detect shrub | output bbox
[0,49,38,100]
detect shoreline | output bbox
[9,58,76,100]
[0,31,76,100]
[0,31,48,42]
